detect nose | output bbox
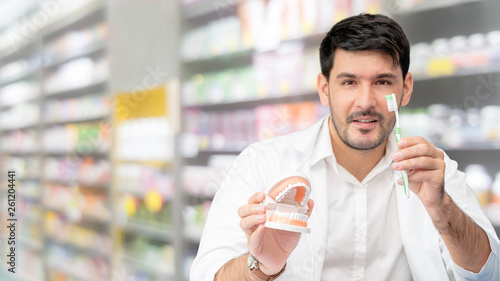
[355,84,377,110]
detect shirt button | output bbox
[356,227,366,236]
[353,272,364,280]
[355,185,365,193]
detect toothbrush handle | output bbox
[396,133,410,199]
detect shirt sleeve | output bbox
[189,143,272,281]
[450,232,500,281]
[439,152,500,281]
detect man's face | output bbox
[319,49,412,150]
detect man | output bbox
[190,14,500,281]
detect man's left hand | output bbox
[391,136,446,209]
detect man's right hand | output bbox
[238,192,314,275]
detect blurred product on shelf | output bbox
[45,211,112,254]
[183,155,238,198]
[18,197,42,221]
[400,105,500,149]
[120,236,175,277]
[16,247,44,280]
[43,157,110,184]
[181,0,355,59]
[43,22,108,65]
[117,163,174,198]
[46,243,110,281]
[410,30,500,79]
[183,201,212,242]
[0,102,39,130]
[119,195,172,229]
[42,123,110,154]
[17,180,40,199]
[43,56,109,94]
[44,93,110,123]
[0,80,40,106]
[43,184,111,222]
[1,129,38,153]
[183,101,327,153]
[465,164,493,207]
[0,55,39,83]
[116,117,174,162]
[3,156,39,179]
[182,45,319,106]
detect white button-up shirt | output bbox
[321,125,412,280]
[190,115,500,281]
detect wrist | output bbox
[247,253,286,280]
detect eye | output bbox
[376,80,391,85]
[342,80,355,85]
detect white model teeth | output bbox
[273,210,308,222]
[274,182,311,205]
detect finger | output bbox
[238,203,266,218]
[248,224,265,252]
[394,142,443,161]
[240,214,266,237]
[403,170,444,186]
[248,192,266,204]
[392,156,445,171]
[306,199,314,218]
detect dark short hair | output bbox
[319,13,410,81]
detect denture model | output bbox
[263,175,311,233]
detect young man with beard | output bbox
[190,13,500,281]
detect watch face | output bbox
[247,253,255,268]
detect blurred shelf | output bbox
[47,259,106,281]
[44,179,110,190]
[0,68,39,86]
[44,205,111,225]
[118,187,174,200]
[413,64,500,82]
[119,221,173,243]
[17,213,42,224]
[44,114,109,126]
[115,159,173,167]
[0,122,39,132]
[121,250,175,278]
[43,150,108,157]
[392,0,482,15]
[181,0,242,19]
[3,271,41,281]
[436,140,500,151]
[43,43,106,69]
[18,238,43,252]
[2,151,38,156]
[182,48,252,65]
[0,36,41,61]
[184,232,202,244]
[43,79,108,99]
[183,90,319,111]
[18,192,40,201]
[45,237,110,258]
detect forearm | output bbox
[215,254,262,281]
[427,193,491,273]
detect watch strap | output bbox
[249,259,286,280]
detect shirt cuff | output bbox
[451,249,498,281]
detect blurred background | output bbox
[0,0,499,280]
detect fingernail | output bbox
[398,139,407,147]
[258,215,265,222]
[392,162,402,170]
[257,193,264,200]
[257,205,265,213]
[393,151,402,160]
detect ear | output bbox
[317,73,330,106]
[401,72,413,107]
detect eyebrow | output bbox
[335,72,398,80]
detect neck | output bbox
[328,117,387,182]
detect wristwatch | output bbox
[247,253,286,280]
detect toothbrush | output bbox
[385,93,410,199]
